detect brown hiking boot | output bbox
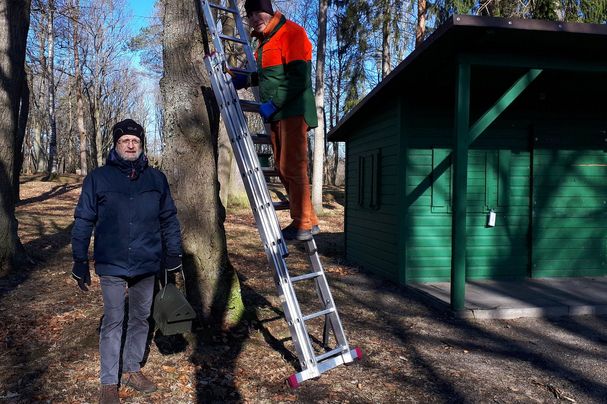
[99,384,119,404]
[122,371,157,393]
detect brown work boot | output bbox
[99,384,119,404]
[122,371,157,393]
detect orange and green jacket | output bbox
[254,12,318,129]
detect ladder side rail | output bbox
[205,56,280,249]
[211,52,350,368]
[227,0,258,73]
[206,52,288,257]
[232,120,286,252]
[272,258,320,376]
[222,97,286,253]
[304,239,352,356]
[229,123,287,257]
[200,0,226,56]
[207,51,278,229]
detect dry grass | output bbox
[2,176,607,403]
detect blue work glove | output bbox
[165,255,183,272]
[71,261,91,291]
[230,71,249,90]
[259,100,277,122]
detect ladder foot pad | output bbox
[287,374,300,389]
[354,346,363,360]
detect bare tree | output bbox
[78,0,133,166]
[44,0,58,177]
[0,0,32,276]
[416,0,427,47]
[160,0,243,325]
[312,0,329,214]
[71,0,87,175]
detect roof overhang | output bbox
[328,15,607,141]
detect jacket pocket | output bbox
[261,45,283,68]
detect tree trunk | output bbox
[381,1,392,78]
[160,0,243,325]
[93,96,103,167]
[0,0,31,276]
[45,0,58,177]
[72,0,87,175]
[217,12,245,208]
[33,118,43,172]
[312,0,328,215]
[416,0,427,48]
[14,69,30,201]
[333,142,339,186]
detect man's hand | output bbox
[259,100,277,122]
[165,255,183,272]
[229,71,249,90]
[71,261,91,291]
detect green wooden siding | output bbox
[407,145,531,282]
[532,146,607,277]
[345,104,400,281]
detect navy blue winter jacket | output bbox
[71,149,182,278]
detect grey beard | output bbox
[117,149,142,161]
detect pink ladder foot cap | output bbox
[287,374,300,389]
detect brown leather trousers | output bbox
[270,115,319,230]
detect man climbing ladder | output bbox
[199,0,362,388]
[232,0,320,242]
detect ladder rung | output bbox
[302,307,334,322]
[262,167,279,177]
[208,3,238,13]
[290,271,322,283]
[228,66,256,75]
[315,347,344,362]
[252,134,271,144]
[239,99,260,112]
[219,33,248,45]
[273,201,289,211]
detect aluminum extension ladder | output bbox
[198,0,361,388]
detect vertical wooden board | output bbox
[532,146,607,277]
[345,104,400,279]
[406,145,530,282]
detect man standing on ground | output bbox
[71,119,183,404]
[233,0,320,241]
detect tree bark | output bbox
[72,0,87,175]
[160,0,243,325]
[312,0,329,215]
[217,9,245,208]
[45,0,58,177]
[93,95,103,167]
[33,117,43,172]
[0,0,31,276]
[14,68,29,201]
[416,0,427,48]
[381,0,392,79]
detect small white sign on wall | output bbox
[487,209,496,227]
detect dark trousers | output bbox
[99,274,155,385]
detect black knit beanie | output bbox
[245,0,274,16]
[112,119,145,146]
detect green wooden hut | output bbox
[327,15,607,309]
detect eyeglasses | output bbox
[117,138,141,146]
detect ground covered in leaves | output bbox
[2,176,607,403]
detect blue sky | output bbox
[125,0,159,148]
[127,0,156,33]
